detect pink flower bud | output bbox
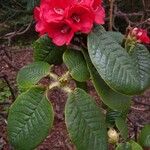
[131,28,150,44]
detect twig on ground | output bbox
[2,58,19,71]
[0,46,19,71]
[127,116,144,140]
[133,126,138,142]
[132,99,150,107]
[131,106,149,111]
[0,46,12,61]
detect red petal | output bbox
[34,7,40,21]
[94,6,105,24]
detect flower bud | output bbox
[108,128,119,144]
[129,27,150,44]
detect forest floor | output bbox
[0,46,150,150]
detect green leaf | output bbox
[65,88,108,150]
[138,124,150,148]
[88,26,150,95]
[130,140,143,150]
[8,87,54,150]
[130,45,150,92]
[116,141,143,150]
[33,35,65,64]
[116,142,131,150]
[17,61,50,91]
[82,49,131,112]
[63,50,90,82]
[106,31,124,44]
[106,110,122,126]
[115,117,128,140]
[26,0,39,11]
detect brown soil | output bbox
[0,46,150,150]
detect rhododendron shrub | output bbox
[7,0,150,150]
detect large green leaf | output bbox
[8,87,54,150]
[63,50,90,82]
[17,61,50,91]
[115,117,128,140]
[33,35,65,64]
[138,124,150,148]
[82,49,131,112]
[88,26,150,95]
[65,88,107,150]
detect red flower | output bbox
[76,0,105,24]
[65,4,94,33]
[76,0,91,6]
[34,7,46,35]
[36,0,74,23]
[34,0,105,46]
[91,0,105,24]
[131,28,150,44]
[47,21,75,46]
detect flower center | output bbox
[72,14,80,23]
[61,25,71,34]
[54,8,64,15]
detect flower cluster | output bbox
[34,0,105,46]
[130,27,150,44]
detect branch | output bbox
[0,21,33,45]
[109,0,115,31]
[115,11,144,17]
[68,44,82,51]
[2,22,32,38]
